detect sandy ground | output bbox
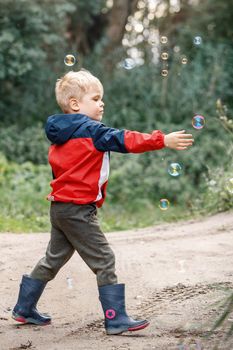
[0,211,233,350]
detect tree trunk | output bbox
[103,0,139,70]
[67,0,139,71]
[104,0,139,54]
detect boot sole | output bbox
[12,313,51,326]
[106,321,149,335]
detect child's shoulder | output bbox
[45,113,109,145]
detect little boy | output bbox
[12,69,193,335]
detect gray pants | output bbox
[30,202,117,287]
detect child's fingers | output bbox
[178,144,192,149]
[179,139,194,144]
[176,146,188,150]
[178,139,194,145]
[177,139,193,144]
[177,133,193,138]
[175,130,186,134]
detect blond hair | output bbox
[55,69,103,112]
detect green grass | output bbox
[99,200,196,232]
[0,152,232,233]
[0,214,49,233]
[0,199,196,233]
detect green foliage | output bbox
[0,152,194,233]
[0,153,51,232]
[99,45,233,207]
[0,0,76,126]
[0,0,232,229]
[194,167,233,214]
[192,100,233,214]
[99,199,194,232]
[209,290,233,348]
[69,0,105,25]
[0,124,49,164]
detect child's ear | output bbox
[69,98,80,112]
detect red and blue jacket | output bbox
[45,114,165,207]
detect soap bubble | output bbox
[159,199,170,210]
[161,69,168,77]
[178,260,186,273]
[160,36,168,44]
[193,36,202,46]
[161,52,169,60]
[122,58,136,70]
[181,56,188,64]
[66,277,73,289]
[168,163,182,177]
[174,46,180,53]
[64,54,76,66]
[192,115,205,129]
[226,178,233,194]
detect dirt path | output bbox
[0,211,233,350]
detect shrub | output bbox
[0,124,49,164]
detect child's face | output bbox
[77,86,104,121]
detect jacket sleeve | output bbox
[124,129,165,153]
[92,123,165,153]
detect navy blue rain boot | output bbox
[12,275,51,325]
[99,283,149,335]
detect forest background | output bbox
[0,0,232,232]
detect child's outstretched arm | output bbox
[92,124,193,153]
[164,130,194,150]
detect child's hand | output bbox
[164,130,194,150]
